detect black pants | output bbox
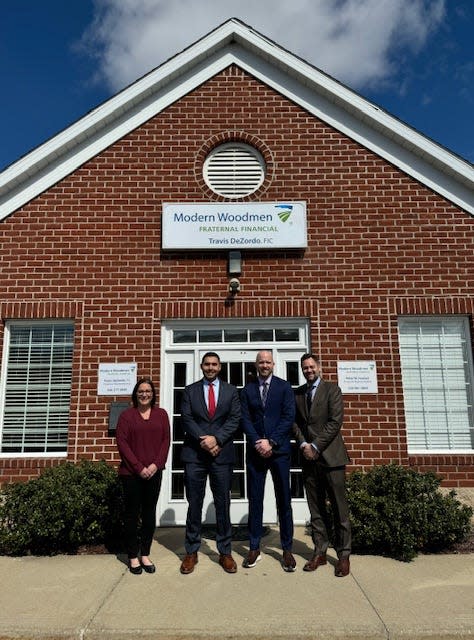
[120,472,162,559]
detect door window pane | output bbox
[173,330,196,343]
[229,362,243,387]
[170,362,188,498]
[275,328,299,341]
[231,472,245,499]
[199,329,222,343]
[286,361,300,386]
[224,329,247,342]
[171,472,185,500]
[173,362,187,387]
[249,329,273,342]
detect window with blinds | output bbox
[398,316,474,452]
[0,321,74,455]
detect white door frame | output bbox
[158,319,309,526]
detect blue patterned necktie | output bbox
[261,382,268,406]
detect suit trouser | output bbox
[120,472,162,559]
[247,452,294,551]
[184,460,233,555]
[302,461,351,558]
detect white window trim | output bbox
[398,315,474,455]
[0,320,73,458]
[162,318,308,353]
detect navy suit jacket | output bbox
[181,378,240,465]
[240,376,295,455]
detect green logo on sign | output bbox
[275,204,293,222]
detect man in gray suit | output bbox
[293,353,351,577]
[179,352,240,574]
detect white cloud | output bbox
[81,0,445,92]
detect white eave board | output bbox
[0,18,473,219]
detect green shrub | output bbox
[346,464,473,561]
[0,460,123,556]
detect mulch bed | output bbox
[75,544,110,555]
[434,529,474,554]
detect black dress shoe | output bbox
[141,562,156,574]
[129,564,143,575]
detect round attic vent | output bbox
[203,142,266,198]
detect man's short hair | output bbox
[201,351,221,363]
[300,353,320,365]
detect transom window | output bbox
[0,321,74,456]
[172,326,301,345]
[398,316,474,452]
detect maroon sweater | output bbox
[116,406,171,477]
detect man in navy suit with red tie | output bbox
[180,352,240,574]
[240,350,296,571]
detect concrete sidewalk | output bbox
[0,526,473,640]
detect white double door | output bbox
[158,344,308,526]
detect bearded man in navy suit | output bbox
[240,350,296,572]
[179,352,240,575]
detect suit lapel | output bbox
[309,380,323,415]
[198,381,208,416]
[305,380,323,417]
[304,387,312,418]
[214,381,226,416]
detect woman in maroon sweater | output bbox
[116,377,171,574]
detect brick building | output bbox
[0,20,473,524]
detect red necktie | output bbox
[208,382,216,418]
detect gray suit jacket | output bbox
[293,378,350,467]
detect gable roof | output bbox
[1,17,473,219]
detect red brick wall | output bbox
[1,65,473,485]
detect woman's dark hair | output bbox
[131,377,156,408]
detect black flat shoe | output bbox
[141,562,156,573]
[129,564,143,575]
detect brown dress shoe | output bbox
[180,552,198,574]
[243,549,261,568]
[282,550,296,572]
[219,554,237,573]
[335,556,350,577]
[303,553,327,572]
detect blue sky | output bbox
[1,0,473,172]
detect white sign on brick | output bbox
[162,202,307,250]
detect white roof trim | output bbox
[1,18,473,219]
